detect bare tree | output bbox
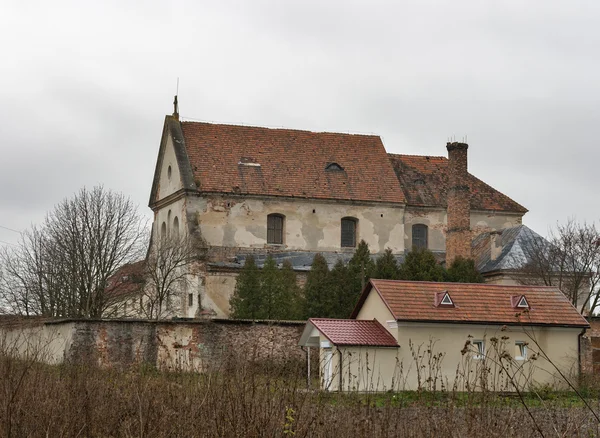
[518,219,600,314]
[0,186,147,318]
[140,234,202,320]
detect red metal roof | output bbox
[351,280,588,328]
[180,122,406,204]
[309,318,399,347]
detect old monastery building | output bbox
[145,107,530,318]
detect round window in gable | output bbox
[168,165,172,180]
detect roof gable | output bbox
[352,279,588,328]
[388,154,527,213]
[149,116,197,208]
[180,121,405,204]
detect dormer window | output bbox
[326,162,344,171]
[435,290,454,307]
[511,295,530,309]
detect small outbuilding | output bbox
[299,279,589,392]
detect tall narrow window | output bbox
[341,217,357,248]
[173,216,180,238]
[412,224,428,249]
[267,214,284,244]
[161,222,167,241]
[472,340,485,360]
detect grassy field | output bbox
[1,353,600,438]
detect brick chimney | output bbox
[446,142,471,266]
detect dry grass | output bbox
[0,352,599,438]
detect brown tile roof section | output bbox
[388,154,527,213]
[352,280,588,328]
[180,122,405,204]
[309,318,399,347]
[106,260,146,299]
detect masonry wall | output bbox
[189,194,406,254]
[404,207,524,252]
[1,319,306,373]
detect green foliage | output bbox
[261,256,282,319]
[398,248,446,282]
[347,240,375,293]
[230,256,304,320]
[373,248,400,280]
[278,260,304,320]
[329,259,354,318]
[303,253,331,318]
[446,256,484,283]
[229,256,262,319]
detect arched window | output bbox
[173,216,179,238]
[161,222,167,241]
[267,214,284,244]
[412,224,428,249]
[341,217,357,248]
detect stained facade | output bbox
[147,110,528,318]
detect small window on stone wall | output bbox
[412,224,428,250]
[341,217,357,248]
[267,214,284,244]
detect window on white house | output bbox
[515,341,527,360]
[188,293,193,307]
[412,224,428,249]
[440,292,453,306]
[517,296,529,308]
[267,214,284,244]
[473,340,485,359]
[341,217,357,248]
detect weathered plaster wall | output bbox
[191,195,405,254]
[154,197,187,241]
[404,207,523,252]
[0,319,306,372]
[157,133,183,201]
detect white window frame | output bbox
[472,340,485,360]
[515,341,527,360]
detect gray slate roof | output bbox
[209,251,410,272]
[473,225,548,274]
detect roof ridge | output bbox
[180,118,381,138]
[388,153,447,159]
[370,279,561,289]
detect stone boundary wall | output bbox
[0,318,307,372]
[581,317,600,375]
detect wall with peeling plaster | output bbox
[0,319,306,372]
[404,207,523,252]
[188,195,406,254]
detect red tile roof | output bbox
[309,318,399,347]
[351,280,588,328]
[105,260,146,299]
[180,122,406,204]
[388,154,527,213]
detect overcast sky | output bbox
[1,0,599,247]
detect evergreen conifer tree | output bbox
[347,240,375,309]
[329,259,354,318]
[398,248,446,281]
[229,256,262,319]
[303,253,331,318]
[373,248,400,280]
[278,259,304,320]
[446,256,484,283]
[260,255,282,319]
